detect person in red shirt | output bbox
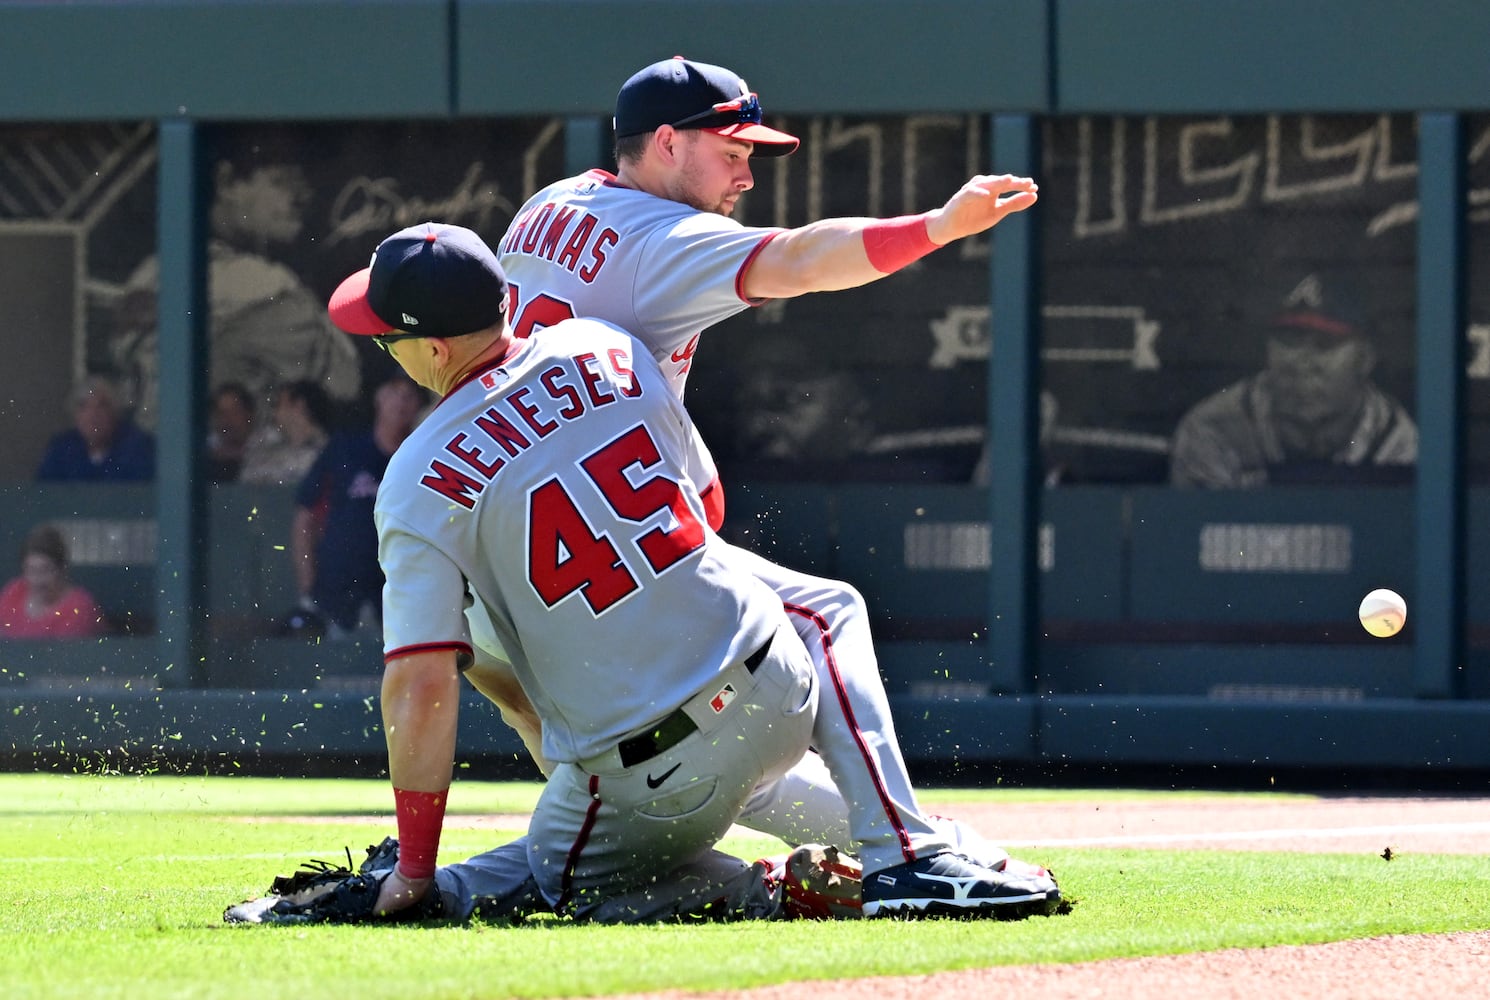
[0,524,106,639]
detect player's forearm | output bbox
[382,653,460,793]
[382,652,460,883]
[743,218,891,298]
[501,706,553,778]
[744,174,1040,300]
[463,660,554,777]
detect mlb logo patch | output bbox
[709,684,737,714]
[480,372,499,390]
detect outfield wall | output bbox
[1,1,1488,778]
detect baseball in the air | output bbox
[1358,589,1407,638]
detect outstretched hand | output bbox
[374,865,434,917]
[927,174,1039,245]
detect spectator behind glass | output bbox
[35,376,155,482]
[0,524,106,639]
[206,381,255,483]
[1169,273,1418,489]
[287,374,425,639]
[240,380,331,487]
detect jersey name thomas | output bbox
[499,203,620,284]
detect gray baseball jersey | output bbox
[376,317,780,763]
[500,169,779,402]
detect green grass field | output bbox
[4,774,1488,1000]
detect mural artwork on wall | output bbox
[1,113,1486,484]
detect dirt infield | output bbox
[937,793,1490,856]
[613,931,1490,1000]
[601,793,1490,1000]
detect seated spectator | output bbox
[1170,273,1418,488]
[36,376,155,482]
[288,374,425,639]
[0,524,106,639]
[240,380,331,487]
[737,370,875,466]
[206,381,256,482]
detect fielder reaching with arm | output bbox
[487,57,1045,888]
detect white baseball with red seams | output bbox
[1359,588,1406,638]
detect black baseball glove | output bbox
[224,837,440,925]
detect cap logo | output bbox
[401,313,419,326]
[1285,274,1325,310]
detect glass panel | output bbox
[1037,113,1421,698]
[1466,112,1490,691]
[0,123,159,675]
[187,120,563,686]
[1039,113,1419,488]
[696,114,991,486]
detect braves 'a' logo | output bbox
[670,334,701,373]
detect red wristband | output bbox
[862,214,938,273]
[393,787,447,879]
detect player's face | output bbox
[211,391,253,448]
[667,132,755,216]
[22,553,65,604]
[380,346,437,398]
[73,389,119,450]
[1264,332,1374,424]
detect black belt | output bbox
[616,634,773,769]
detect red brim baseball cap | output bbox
[705,121,800,156]
[615,56,799,158]
[328,267,392,335]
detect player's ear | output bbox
[652,126,681,164]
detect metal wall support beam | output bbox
[154,119,210,688]
[987,114,1042,694]
[1413,113,1468,699]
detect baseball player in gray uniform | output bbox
[478,57,1055,910]
[322,222,1059,922]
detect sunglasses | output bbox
[670,92,763,130]
[372,331,426,354]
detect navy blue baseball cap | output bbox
[1268,272,1366,340]
[614,57,799,157]
[328,222,508,338]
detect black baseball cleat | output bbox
[861,851,1061,919]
